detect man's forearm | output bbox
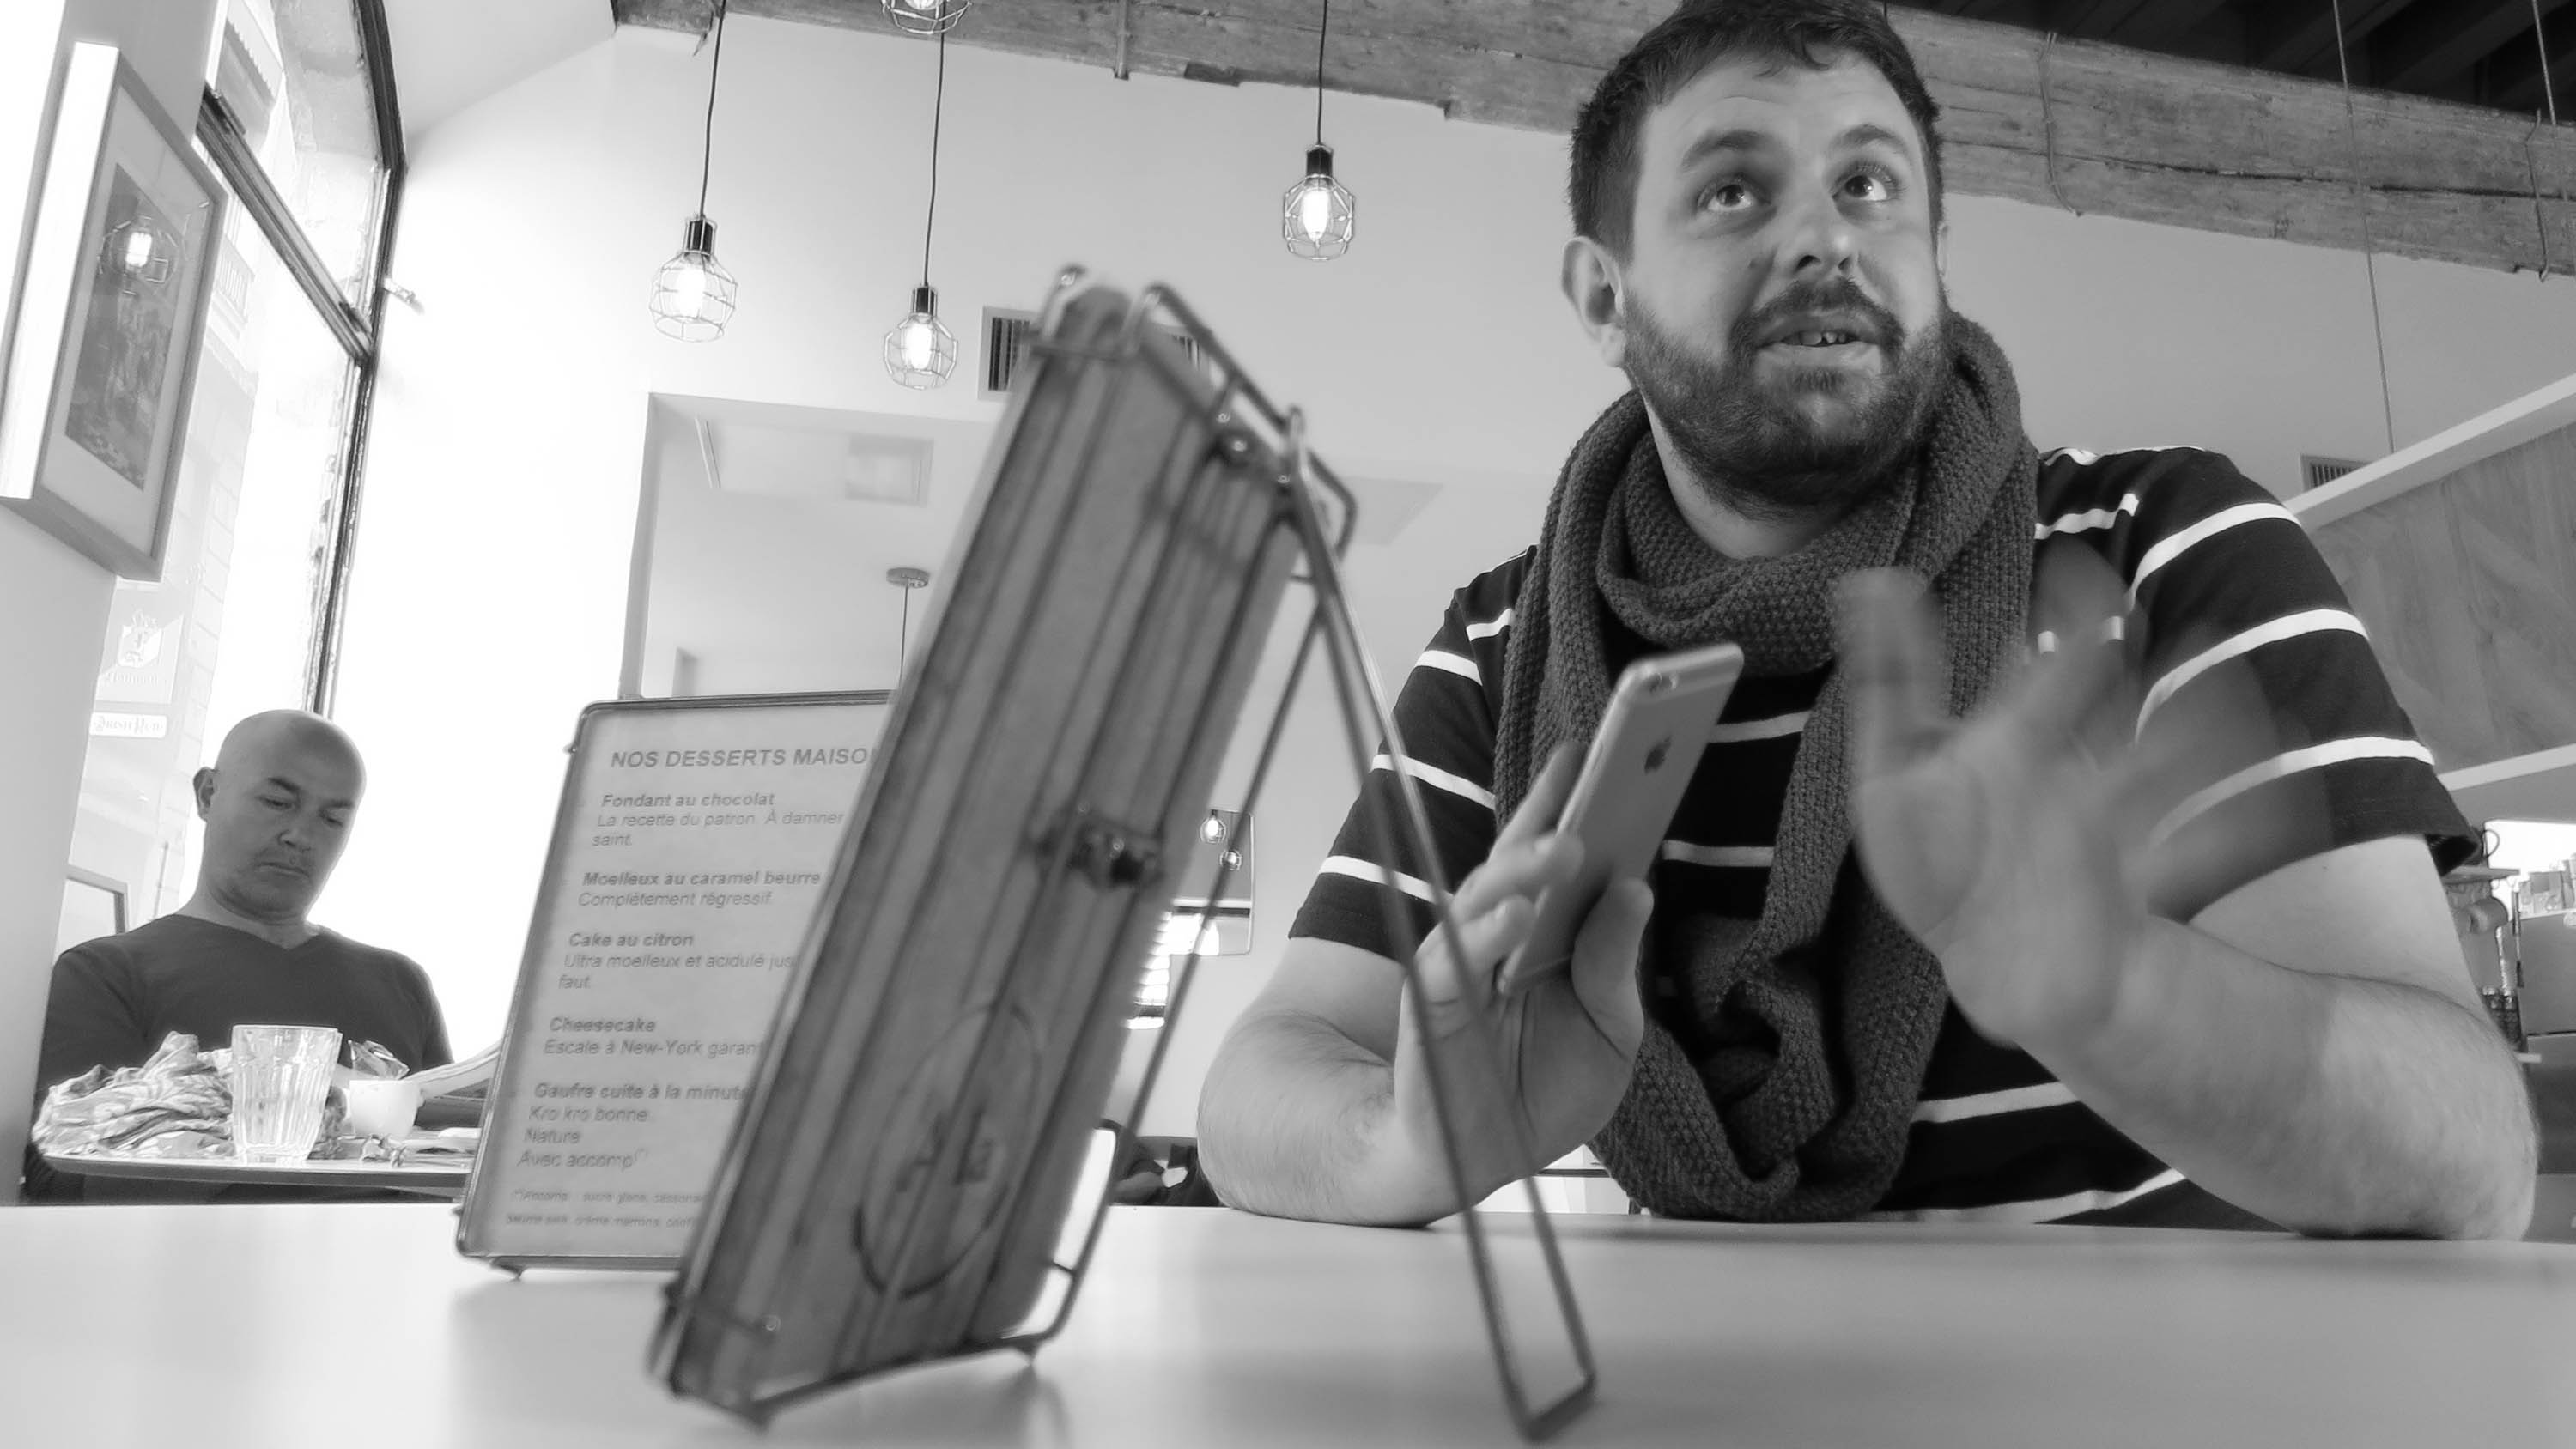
[2025,918,2535,1239]
[1197,1009,1446,1226]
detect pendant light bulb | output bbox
[884,284,957,389]
[1282,2,1353,260]
[651,215,738,340]
[1282,145,1355,261]
[654,3,736,340]
[883,0,970,36]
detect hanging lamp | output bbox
[884,29,957,388]
[888,566,931,678]
[651,0,738,340]
[649,0,742,339]
[883,0,971,38]
[1281,0,1354,260]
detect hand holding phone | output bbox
[1496,641,1742,994]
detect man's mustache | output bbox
[1730,281,1906,358]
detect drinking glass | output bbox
[230,1025,341,1164]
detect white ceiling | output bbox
[381,0,611,145]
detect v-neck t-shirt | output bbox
[36,913,453,1098]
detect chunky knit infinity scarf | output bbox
[1491,314,2038,1220]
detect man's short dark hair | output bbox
[1569,0,1945,254]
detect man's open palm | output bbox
[1836,558,2197,1052]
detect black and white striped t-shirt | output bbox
[1289,446,2474,1227]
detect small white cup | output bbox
[345,1079,424,1140]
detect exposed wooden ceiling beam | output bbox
[612,0,2576,277]
[2378,0,2569,95]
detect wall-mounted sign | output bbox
[456,693,887,1270]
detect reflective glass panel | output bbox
[62,179,356,936]
[205,0,384,308]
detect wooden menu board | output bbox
[653,279,1308,1416]
[456,693,887,1270]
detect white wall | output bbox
[0,0,219,1175]
[337,18,2576,1127]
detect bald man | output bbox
[32,712,451,1169]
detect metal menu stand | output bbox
[652,268,1598,1440]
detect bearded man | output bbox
[1196,0,2534,1237]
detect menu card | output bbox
[457,694,885,1266]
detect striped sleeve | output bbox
[2040,448,2473,919]
[1286,556,1528,960]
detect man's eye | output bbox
[1700,180,1755,212]
[261,797,291,810]
[1843,168,1896,202]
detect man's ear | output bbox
[192,767,216,820]
[1561,235,1629,370]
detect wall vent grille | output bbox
[2301,454,2366,491]
[981,306,1206,399]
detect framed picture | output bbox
[0,42,223,581]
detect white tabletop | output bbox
[8,1202,2574,1447]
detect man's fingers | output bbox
[1449,829,1582,924]
[1565,876,1652,1036]
[1409,896,1536,1035]
[2002,546,2133,757]
[1838,568,1950,775]
[1500,744,1582,846]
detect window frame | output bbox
[189,0,404,715]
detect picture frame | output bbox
[0,42,223,581]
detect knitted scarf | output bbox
[1491,314,2037,1221]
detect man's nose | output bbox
[1779,185,1860,279]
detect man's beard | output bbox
[1623,279,1954,520]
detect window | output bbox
[56,1,397,945]
[206,0,386,308]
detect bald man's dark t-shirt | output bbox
[34,914,453,1099]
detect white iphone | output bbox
[1495,640,1743,994]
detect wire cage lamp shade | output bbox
[883,0,971,35]
[1282,145,1355,261]
[884,285,957,389]
[1283,0,1353,260]
[653,0,736,340]
[652,216,738,340]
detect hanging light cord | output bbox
[697,0,729,220]
[2330,0,2397,456]
[2537,0,2561,130]
[1314,0,1329,145]
[899,586,913,678]
[922,29,946,290]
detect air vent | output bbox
[2300,454,2366,491]
[980,306,1208,400]
[981,308,1036,400]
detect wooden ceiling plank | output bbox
[2035,31,2575,193]
[598,0,2576,275]
[2053,0,2164,41]
[614,0,718,35]
[2487,31,2576,114]
[2247,0,2411,76]
[2377,0,2572,95]
[2109,0,2239,50]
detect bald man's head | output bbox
[193,711,367,925]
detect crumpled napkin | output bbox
[34,1033,234,1158]
[35,1031,417,1161]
